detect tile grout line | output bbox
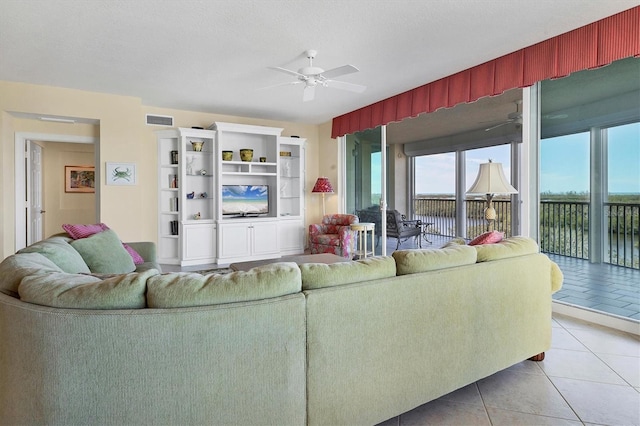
[560,324,640,389]
[547,320,588,425]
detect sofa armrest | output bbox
[125,242,156,263]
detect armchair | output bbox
[386,209,423,250]
[309,214,359,259]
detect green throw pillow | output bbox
[0,253,64,298]
[18,236,90,274]
[70,229,136,274]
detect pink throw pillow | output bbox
[468,230,504,246]
[123,243,145,265]
[62,223,110,239]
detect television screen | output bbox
[221,185,269,217]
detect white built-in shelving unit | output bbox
[156,123,305,266]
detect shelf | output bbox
[222,172,277,177]
[161,211,179,215]
[161,188,179,192]
[183,219,215,225]
[161,234,179,239]
[161,164,179,168]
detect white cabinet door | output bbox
[278,219,305,255]
[252,221,279,257]
[182,222,216,263]
[219,222,251,259]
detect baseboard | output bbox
[553,301,640,336]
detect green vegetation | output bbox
[410,192,639,268]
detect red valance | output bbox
[331,6,640,138]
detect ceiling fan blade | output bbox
[321,64,359,79]
[268,66,305,78]
[303,85,316,102]
[325,79,367,93]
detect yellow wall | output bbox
[1,80,336,259]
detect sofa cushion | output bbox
[0,253,64,298]
[17,236,90,274]
[146,262,301,308]
[442,237,467,248]
[393,245,477,276]
[474,236,539,262]
[468,230,504,246]
[62,222,109,239]
[70,229,136,274]
[18,269,158,309]
[300,256,396,290]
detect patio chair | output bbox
[386,209,423,250]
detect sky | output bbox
[406,122,639,195]
[412,145,513,195]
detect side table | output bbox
[350,222,375,259]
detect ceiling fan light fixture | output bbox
[266,49,366,101]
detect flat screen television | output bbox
[221,185,269,217]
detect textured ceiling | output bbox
[0,0,637,127]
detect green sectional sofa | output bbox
[0,234,562,425]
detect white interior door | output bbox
[28,141,44,244]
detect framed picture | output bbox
[106,162,137,185]
[65,166,95,193]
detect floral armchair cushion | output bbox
[309,214,359,258]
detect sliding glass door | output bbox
[344,126,387,255]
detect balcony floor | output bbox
[376,235,640,322]
[547,254,640,321]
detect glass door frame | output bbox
[339,125,388,256]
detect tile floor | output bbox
[377,313,640,426]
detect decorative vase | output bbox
[191,141,204,152]
[222,151,233,161]
[240,149,254,162]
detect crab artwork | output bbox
[112,167,132,182]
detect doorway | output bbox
[15,132,99,251]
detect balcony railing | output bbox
[412,197,513,240]
[411,197,639,269]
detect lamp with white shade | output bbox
[312,177,334,216]
[466,160,518,232]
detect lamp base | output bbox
[484,196,496,232]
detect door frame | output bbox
[14,132,99,251]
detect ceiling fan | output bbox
[484,100,523,131]
[266,50,366,102]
